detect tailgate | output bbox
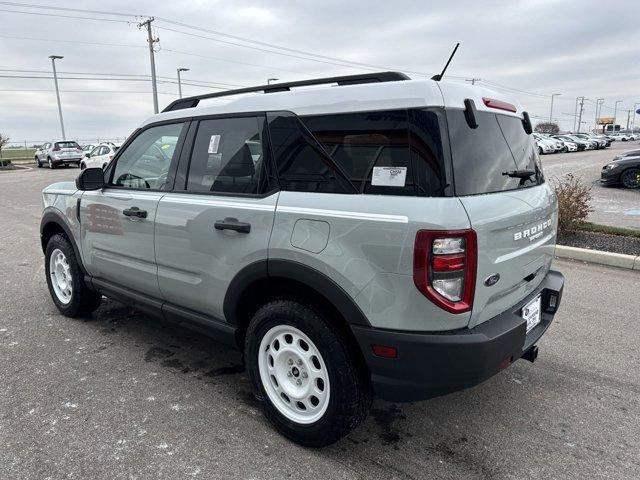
[460,183,557,328]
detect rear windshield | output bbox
[447,110,543,195]
[55,141,80,149]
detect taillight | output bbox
[413,229,477,314]
[52,145,60,151]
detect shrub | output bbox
[551,174,593,233]
[0,158,11,168]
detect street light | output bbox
[177,67,189,98]
[549,93,561,123]
[613,100,622,134]
[595,98,604,133]
[632,102,639,133]
[267,78,279,85]
[49,55,65,140]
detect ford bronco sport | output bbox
[41,72,564,447]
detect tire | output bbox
[45,234,102,317]
[80,162,86,170]
[35,156,42,168]
[245,299,371,447]
[48,157,54,169]
[538,146,543,155]
[620,168,640,189]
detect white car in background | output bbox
[533,133,556,154]
[80,142,121,170]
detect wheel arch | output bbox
[224,259,372,369]
[40,210,87,275]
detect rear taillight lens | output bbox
[413,229,477,314]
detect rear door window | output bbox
[186,116,268,195]
[447,110,542,196]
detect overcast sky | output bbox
[0,0,638,145]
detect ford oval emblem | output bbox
[484,273,500,287]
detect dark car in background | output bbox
[601,151,640,188]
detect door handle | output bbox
[214,217,251,234]
[123,206,148,218]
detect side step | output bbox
[522,345,539,363]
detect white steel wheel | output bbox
[49,248,73,304]
[258,325,330,425]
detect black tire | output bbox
[538,146,543,155]
[620,168,640,189]
[35,156,42,168]
[47,157,55,169]
[45,234,102,317]
[245,299,371,447]
[80,162,86,170]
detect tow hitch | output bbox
[522,345,538,363]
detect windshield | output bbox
[447,110,543,196]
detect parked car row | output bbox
[35,141,121,169]
[533,132,622,154]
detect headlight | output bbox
[603,164,617,170]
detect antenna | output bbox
[431,43,460,81]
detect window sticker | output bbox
[208,134,221,154]
[371,166,407,187]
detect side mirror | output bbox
[85,152,91,158]
[76,167,105,191]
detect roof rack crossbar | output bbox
[162,71,410,112]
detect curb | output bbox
[555,245,640,271]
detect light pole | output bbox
[138,17,159,113]
[177,67,189,98]
[49,55,66,140]
[613,100,622,134]
[267,78,279,85]
[632,102,639,133]
[549,93,561,123]
[595,98,604,133]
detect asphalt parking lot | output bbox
[1,166,639,479]
[540,141,640,230]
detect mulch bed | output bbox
[558,230,640,256]
[0,164,29,172]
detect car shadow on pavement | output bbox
[83,298,572,479]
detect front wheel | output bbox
[245,299,371,447]
[47,157,54,169]
[35,156,41,168]
[45,234,102,317]
[620,168,640,188]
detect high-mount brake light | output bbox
[482,97,517,113]
[413,229,477,314]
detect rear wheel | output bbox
[245,299,371,447]
[80,162,86,170]
[620,168,640,189]
[45,234,102,317]
[538,146,543,155]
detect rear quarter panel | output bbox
[270,191,473,331]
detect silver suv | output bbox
[40,72,564,447]
[35,140,84,168]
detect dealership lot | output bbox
[541,141,640,230]
[1,167,639,479]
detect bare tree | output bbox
[0,133,9,166]
[534,122,560,134]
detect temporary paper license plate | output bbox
[522,295,541,333]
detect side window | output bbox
[90,147,100,156]
[301,110,415,195]
[110,123,184,190]
[267,112,355,194]
[186,116,267,194]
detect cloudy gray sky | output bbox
[0,0,638,145]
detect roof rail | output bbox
[162,71,410,112]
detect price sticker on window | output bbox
[371,166,407,187]
[208,135,221,154]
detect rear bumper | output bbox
[352,269,564,402]
[52,157,82,165]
